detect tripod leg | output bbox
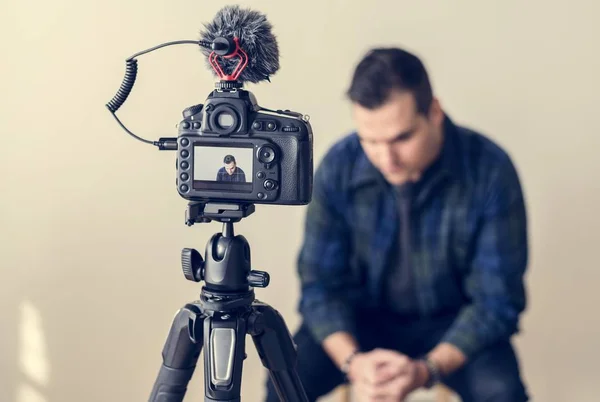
[248,301,309,402]
[149,303,205,402]
[203,311,247,402]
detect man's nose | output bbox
[378,145,398,167]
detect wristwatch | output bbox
[421,357,442,389]
[340,350,360,378]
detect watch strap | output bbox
[340,350,360,378]
[421,357,442,389]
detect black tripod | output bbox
[148,201,309,402]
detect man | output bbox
[216,154,246,182]
[265,47,529,402]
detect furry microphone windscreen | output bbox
[200,5,280,84]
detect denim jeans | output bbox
[264,309,529,402]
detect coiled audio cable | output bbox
[105,40,212,147]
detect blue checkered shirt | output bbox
[296,115,528,358]
[216,167,247,182]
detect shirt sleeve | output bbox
[441,157,528,358]
[296,152,358,344]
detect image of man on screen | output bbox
[216,154,247,183]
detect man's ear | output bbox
[428,97,444,127]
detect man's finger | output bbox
[361,358,384,384]
[368,349,411,365]
[370,363,402,385]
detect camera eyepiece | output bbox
[207,104,241,135]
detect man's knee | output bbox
[446,341,529,402]
[263,323,344,402]
[466,370,528,402]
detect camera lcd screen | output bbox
[193,145,253,192]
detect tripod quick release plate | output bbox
[186,202,256,226]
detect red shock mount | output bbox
[208,37,249,82]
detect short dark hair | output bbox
[346,47,433,114]
[223,154,236,164]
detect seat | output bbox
[334,383,455,401]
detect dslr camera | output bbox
[176,87,313,205]
[107,8,315,402]
[106,33,313,211]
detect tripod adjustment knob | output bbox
[182,248,204,282]
[248,270,270,288]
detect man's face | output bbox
[352,90,444,185]
[225,162,237,175]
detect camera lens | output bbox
[258,146,276,164]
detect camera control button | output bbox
[266,121,276,131]
[181,161,189,169]
[180,138,189,146]
[180,173,189,181]
[180,150,189,158]
[181,122,190,129]
[282,126,300,132]
[180,184,189,193]
[192,122,201,129]
[263,179,277,191]
[257,171,265,179]
[252,121,262,130]
[257,192,266,199]
[257,146,276,164]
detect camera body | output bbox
[176,88,313,205]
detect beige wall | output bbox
[1,0,599,401]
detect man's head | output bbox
[347,47,445,185]
[223,154,237,175]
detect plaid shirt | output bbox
[297,115,528,358]
[216,167,247,182]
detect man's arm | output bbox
[296,148,359,361]
[348,156,529,401]
[434,156,528,374]
[322,332,360,369]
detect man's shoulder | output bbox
[321,131,363,163]
[454,123,517,177]
[315,132,364,185]
[452,121,522,191]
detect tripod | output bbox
[148,201,309,402]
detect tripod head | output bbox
[150,203,309,402]
[181,201,270,311]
